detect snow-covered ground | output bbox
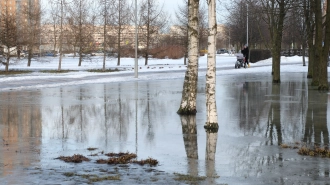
[0,54,308,90]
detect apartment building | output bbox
[0,0,40,52]
[40,24,158,53]
[0,0,39,18]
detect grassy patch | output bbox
[63,172,75,177]
[89,175,121,182]
[298,146,330,157]
[150,176,159,182]
[280,144,291,148]
[40,70,77,73]
[62,173,121,182]
[173,173,207,182]
[87,68,120,73]
[97,152,137,164]
[96,152,158,166]
[132,157,159,166]
[280,143,330,158]
[0,70,32,75]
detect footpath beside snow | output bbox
[0,54,308,91]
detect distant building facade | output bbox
[0,0,40,20]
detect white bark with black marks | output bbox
[205,0,218,126]
[177,0,200,115]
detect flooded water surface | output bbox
[1,72,330,184]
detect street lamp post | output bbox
[134,0,138,78]
[247,4,248,46]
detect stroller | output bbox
[235,53,247,69]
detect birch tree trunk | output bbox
[177,0,200,115]
[102,0,108,72]
[204,0,218,131]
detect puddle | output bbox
[1,72,330,184]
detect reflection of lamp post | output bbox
[135,82,138,154]
[228,29,231,53]
[39,35,41,57]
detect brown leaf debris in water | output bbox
[55,154,91,163]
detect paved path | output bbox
[0,62,302,91]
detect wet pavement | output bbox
[1,72,330,184]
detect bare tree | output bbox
[250,0,293,83]
[0,0,18,72]
[288,0,308,66]
[198,3,208,52]
[99,0,110,71]
[47,0,67,71]
[66,0,94,66]
[175,0,207,64]
[21,1,42,66]
[175,0,189,64]
[304,0,315,78]
[177,0,200,115]
[139,0,168,65]
[110,0,132,66]
[54,0,67,71]
[311,0,322,87]
[46,2,60,54]
[318,0,330,90]
[225,1,249,49]
[282,2,302,50]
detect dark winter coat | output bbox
[241,47,249,59]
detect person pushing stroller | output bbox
[241,44,249,68]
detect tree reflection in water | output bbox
[180,115,198,176]
[304,89,329,148]
[205,131,218,183]
[179,113,219,181]
[266,83,282,146]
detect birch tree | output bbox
[99,0,114,71]
[139,0,168,65]
[66,0,92,66]
[177,0,200,115]
[204,0,218,131]
[50,0,67,71]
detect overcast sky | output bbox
[157,0,184,24]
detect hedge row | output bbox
[250,49,271,63]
